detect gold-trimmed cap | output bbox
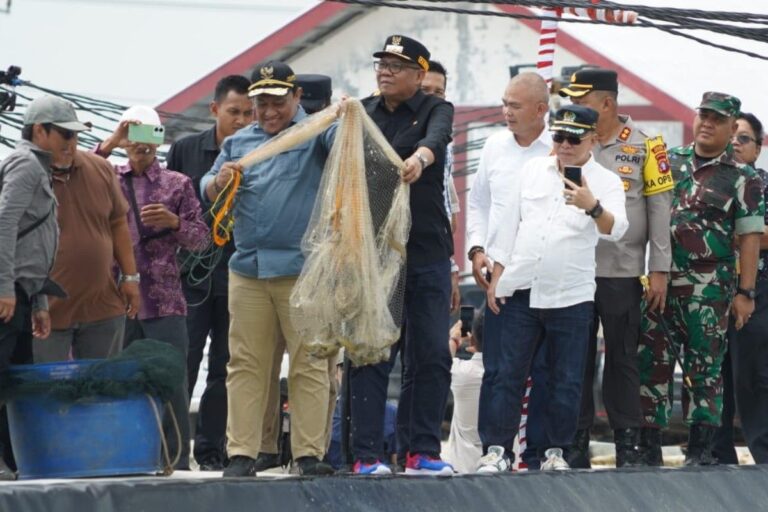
[550,105,599,136]
[373,35,431,71]
[248,61,297,97]
[559,68,618,98]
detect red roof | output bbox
[157,1,693,125]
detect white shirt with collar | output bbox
[467,127,552,255]
[486,154,629,309]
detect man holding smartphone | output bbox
[559,68,673,467]
[482,105,628,471]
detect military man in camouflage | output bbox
[637,92,765,466]
[560,68,673,467]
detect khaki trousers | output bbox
[227,272,330,459]
[260,335,339,454]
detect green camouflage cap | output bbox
[697,91,741,117]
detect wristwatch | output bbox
[736,286,757,300]
[467,246,484,261]
[120,273,141,284]
[586,200,604,219]
[414,152,428,169]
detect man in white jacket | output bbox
[478,105,628,472]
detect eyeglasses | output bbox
[733,134,757,145]
[374,60,420,75]
[50,125,76,141]
[552,132,587,145]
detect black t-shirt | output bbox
[362,91,455,267]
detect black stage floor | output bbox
[0,465,765,512]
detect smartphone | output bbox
[128,124,166,145]
[460,305,475,336]
[564,166,582,188]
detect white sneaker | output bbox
[476,445,511,473]
[541,448,570,471]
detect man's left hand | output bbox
[140,204,180,230]
[645,272,668,312]
[563,174,597,212]
[732,294,756,330]
[402,156,423,184]
[450,271,460,314]
[31,310,51,339]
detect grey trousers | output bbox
[124,315,191,470]
[33,314,125,363]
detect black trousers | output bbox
[0,285,35,469]
[727,279,768,464]
[183,281,230,465]
[578,278,643,431]
[712,345,738,464]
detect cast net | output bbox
[204,99,409,366]
[289,99,410,365]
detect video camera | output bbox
[0,65,22,112]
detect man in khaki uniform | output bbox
[560,68,673,467]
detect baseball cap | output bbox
[23,96,90,132]
[697,91,741,118]
[373,35,430,72]
[296,74,332,114]
[550,105,599,136]
[559,68,618,98]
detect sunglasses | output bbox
[733,134,757,145]
[373,60,421,75]
[552,132,587,145]
[50,125,77,141]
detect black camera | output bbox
[0,66,21,86]
[0,66,22,112]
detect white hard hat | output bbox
[120,105,161,125]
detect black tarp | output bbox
[1,465,766,512]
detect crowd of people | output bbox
[0,32,766,480]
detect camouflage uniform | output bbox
[638,97,765,427]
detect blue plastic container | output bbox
[6,360,163,479]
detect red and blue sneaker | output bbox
[404,453,454,476]
[353,459,392,475]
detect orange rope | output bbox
[211,171,241,247]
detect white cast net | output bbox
[289,99,410,365]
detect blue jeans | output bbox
[351,259,452,461]
[478,289,593,456]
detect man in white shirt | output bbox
[465,73,552,469]
[478,105,628,472]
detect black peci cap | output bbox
[296,74,332,114]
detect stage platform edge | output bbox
[0,464,765,512]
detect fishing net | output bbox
[0,339,185,403]
[202,99,409,366]
[289,99,410,365]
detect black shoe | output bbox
[614,428,642,468]
[222,455,257,477]
[296,456,335,476]
[198,458,225,471]
[685,425,718,466]
[638,427,663,467]
[253,452,281,472]
[567,429,592,469]
[0,459,16,481]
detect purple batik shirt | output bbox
[112,159,209,320]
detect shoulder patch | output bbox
[643,135,674,196]
[618,126,632,141]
